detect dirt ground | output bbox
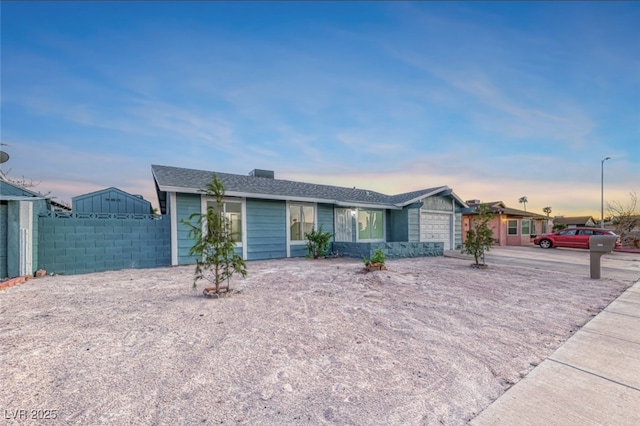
[0,256,631,425]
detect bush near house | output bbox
[305,226,333,259]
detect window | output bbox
[206,200,243,241]
[542,221,547,234]
[290,203,314,241]
[531,221,537,235]
[507,220,518,235]
[358,209,384,240]
[334,208,353,242]
[521,220,530,235]
[559,229,577,236]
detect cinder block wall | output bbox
[38,216,171,275]
[332,242,444,259]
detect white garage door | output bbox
[420,212,451,250]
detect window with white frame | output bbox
[289,203,315,242]
[206,200,243,243]
[507,219,518,236]
[531,220,537,235]
[357,209,384,240]
[521,220,530,235]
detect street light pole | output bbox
[601,156,611,228]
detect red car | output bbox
[534,227,621,249]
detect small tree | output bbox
[543,206,552,217]
[305,226,333,259]
[181,176,247,296]
[607,191,640,248]
[464,203,495,266]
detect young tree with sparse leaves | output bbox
[465,203,495,266]
[181,176,247,296]
[607,191,640,248]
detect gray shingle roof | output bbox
[552,216,596,225]
[464,200,548,219]
[152,164,454,208]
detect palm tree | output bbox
[543,206,552,217]
[519,196,528,212]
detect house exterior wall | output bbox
[454,213,463,249]
[332,241,443,259]
[0,193,47,279]
[38,214,170,275]
[387,209,409,242]
[176,193,201,265]
[30,199,47,275]
[408,208,420,242]
[246,199,287,260]
[0,202,7,278]
[73,188,151,214]
[463,214,548,247]
[169,191,458,262]
[7,201,34,277]
[0,180,36,197]
[317,203,335,241]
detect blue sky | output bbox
[2,2,638,217]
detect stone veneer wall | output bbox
[331,241,444,259]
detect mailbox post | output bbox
[589,235,617,279]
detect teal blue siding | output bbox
[387,209,409,242]
[317,203,334,240]
[31,200,47,274]
[408,208,420,242]
[176,193,201,265]
[290,244,308,258]
[73,188,152,214]
[246,199,286,260]
[0,202,7,278]
[0,180,36,197]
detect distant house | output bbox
[553,216,597,228]
[462,200,550,247]
[72,187,152,214]
[151,165,468,264]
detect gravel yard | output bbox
[0,256,630,425]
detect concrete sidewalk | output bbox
[445,248,640,425]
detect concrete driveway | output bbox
[447,245,640,283]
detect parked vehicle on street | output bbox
[533,227,621,250]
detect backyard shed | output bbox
[72,187,152,214]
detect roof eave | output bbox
[396,187,468,208]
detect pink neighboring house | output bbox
[463,200,551,247]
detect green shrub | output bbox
[305,226,333,259]
[363,248,385,266]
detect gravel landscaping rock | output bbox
[0,257,630,425]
